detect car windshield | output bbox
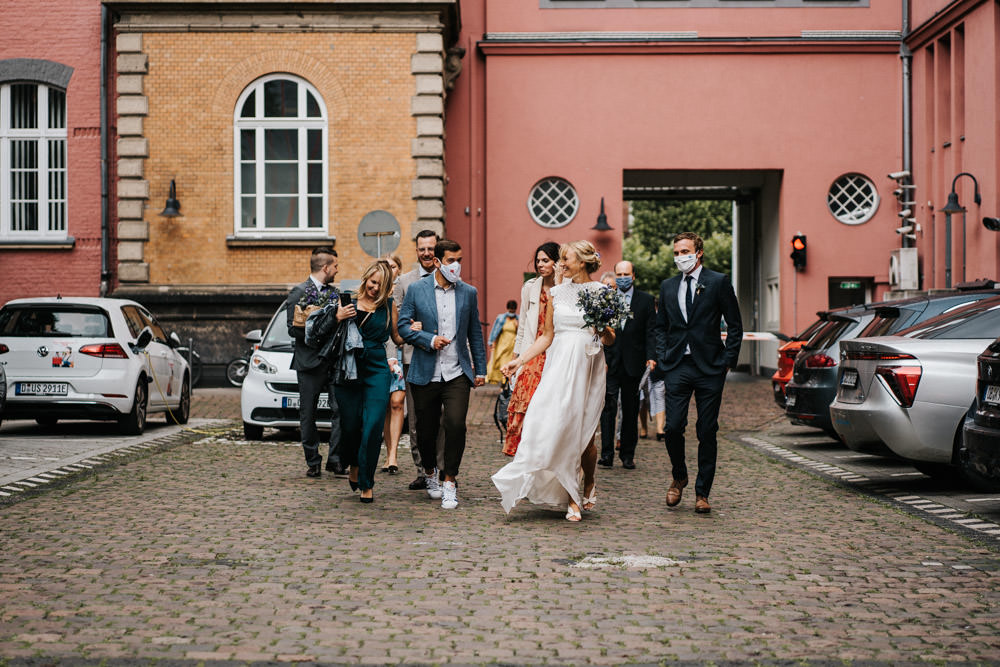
[905,303,1000,340]
[0,305,111,337]
[794,318,827,341]
[260,305,294,351]
[804,318,856,351]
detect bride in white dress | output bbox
[492,241,616,521]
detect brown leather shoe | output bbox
[665,478,687,507]
[695,495,711,514]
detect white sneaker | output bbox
[441,481,458,509]
[425,470,442,500]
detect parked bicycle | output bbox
[225,330,262,387]
[176,341,203,387]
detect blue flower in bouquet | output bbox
[576,285,632,331]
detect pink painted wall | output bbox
[0,0,106,304]
[910,0,1000,288]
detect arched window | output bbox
[234,74,328,234]
[0,82,67,239]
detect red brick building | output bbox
[0,0,110,301]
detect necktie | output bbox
[685,276,694,320]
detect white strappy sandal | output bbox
[582,485,597,511]
[565,503,582,522]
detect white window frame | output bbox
[233,74,329,236]
[0,82,68,240]
[527,176,579,229]
[827,172,879,225]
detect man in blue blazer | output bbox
[398,238,487,510]
[655,232,743,514]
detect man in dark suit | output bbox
[398,239,487,510]
[655,232,743,514]
[600,260,657,470]
[284,247,344,478]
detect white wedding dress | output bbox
[492,281,607,513]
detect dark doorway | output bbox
[828,277,873,309]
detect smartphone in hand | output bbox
[339,291,352,306]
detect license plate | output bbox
[16,382,69,396]
[283,395,330,410]
[985,385,1000,405]
[786,394,796,408]
[840,369,859,388]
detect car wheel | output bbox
[243,422,264,440]
[173,374,191,425]
[119,378,148,435]
[36,417,58,427]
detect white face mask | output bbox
[438,261,461,284]
[674,253,698,274]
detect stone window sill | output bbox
[0,237,75,250]
[226,235,336,248]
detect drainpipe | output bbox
[99,5,110,296]
[900,0,913,251]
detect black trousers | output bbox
[663,357,726,498]
[410,375,471,479]
[296,368,342,468]
[403,363,445,475]
[600,371,642,462]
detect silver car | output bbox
[830,295,1000,480]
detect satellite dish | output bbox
[357,210,401,258]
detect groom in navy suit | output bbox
[398,238,487,510]
[655,232,742,514]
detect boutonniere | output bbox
[695,282,706,297]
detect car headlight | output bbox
[250,354,278,375]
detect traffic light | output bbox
[790,234,807,271]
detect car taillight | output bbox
[804,353,837,368]
[0,343,7,354]
[846,351,916,361]
[79,343,129,359]
[875,365,922,407]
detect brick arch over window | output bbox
[209,50,349,123]
[0,59,73,88]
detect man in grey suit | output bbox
[393,229,440,490]
[284,247,344,478]
[398,239,487,510]
[655,232,743,514]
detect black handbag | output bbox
[493,377,512,439]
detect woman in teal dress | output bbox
[335,260,404,503]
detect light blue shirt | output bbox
[677,264,703,355]
[432,274,463,382]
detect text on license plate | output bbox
[16,382,69,396]
[785,394,796,408]
[985,385,1000,405]
[283,395,330,410]
[840,369,859,388]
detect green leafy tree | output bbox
[625,200,733,294]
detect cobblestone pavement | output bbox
[1,377,998,664]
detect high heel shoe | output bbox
[359,490,373,504]
[565,503,582,522]
[349,480,359,492]
[582,485,597,511]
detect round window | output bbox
[527,177,579,228]
[827,173,879,225]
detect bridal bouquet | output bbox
[577,285,632,331]
[293,282,338,327]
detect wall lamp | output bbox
[159,179,181,217]
[592,197,613,231]
[938,172,980,288]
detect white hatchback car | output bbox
[0,296,191,434]
[240,303,334,440]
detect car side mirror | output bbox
[169,331,182,348]
[133,327,154,352]
[245,329,263,344]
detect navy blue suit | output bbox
[655,267,743,498]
